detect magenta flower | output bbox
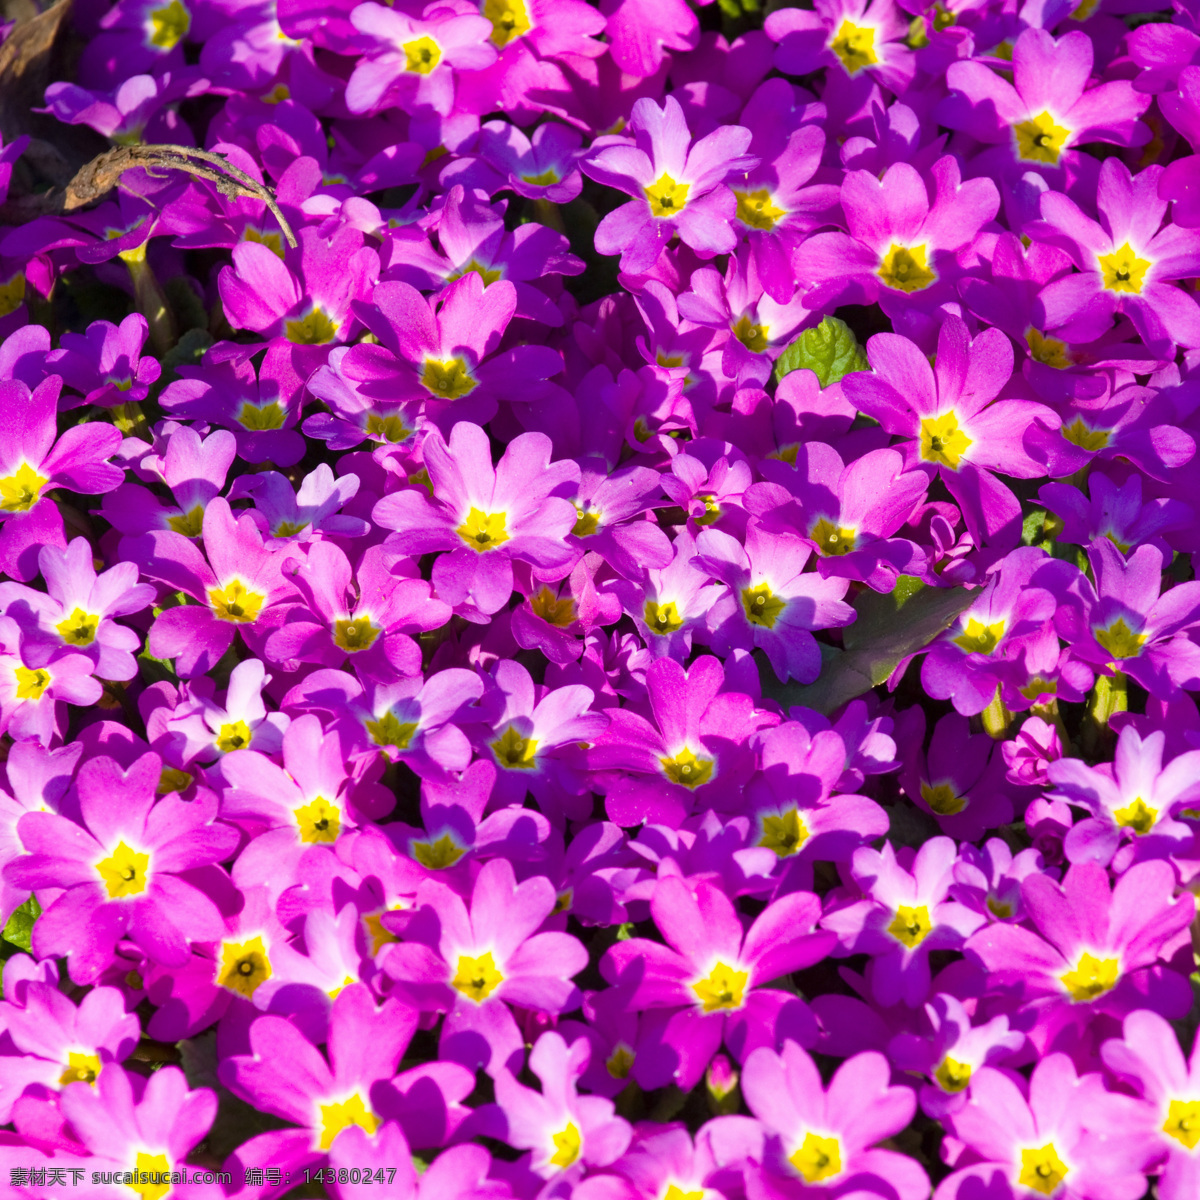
[219,984,420,1180]
[1032,159,1200,355]
[584,95,756,274]
[602,876,834,1090]
[842,317,1059,547]
[381,857,588,1074]
[937,1053,1153,1200]
[0,538,154,684]
[0,980,139,1122]
[1040,470,1191,556]
[965,860,1195,1055]
[1048,725,1200,870]
[5,752,237,983]
[740,1041,929,1200]
[822,837,986,1007]
[696,519,854,685]
[128,497,297,678]
[345,2,497,117]
[0,619,102,747]
[0,374,124,582]
[1102,1010,1200,1200]
[330,274,565,431]
[491,1031,631,1182]
[795,158,999,317]
[590,655,777,828]
[48,314,160,409]
[940,28,1152,186]
[373,422,580,618]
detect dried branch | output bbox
[0,143,298,249]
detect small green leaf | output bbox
[760,582,976,714]
[1022,508,1048,546]
[3,895,40,953]
[772,315,870,388]
[615,923,636,941]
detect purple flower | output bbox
[822,838,986,1007]
[5,752,237,983]
[373,422,579,618]
[584,95,757,274]
[740,1041,929,1200]
[48,314,160,409]
[602,876,833,1090]
[965,860,1195,1055]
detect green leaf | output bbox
[3,895,40,954]
[1022,508,1048,546]
[759,581,976,714]
[772,315,870,388]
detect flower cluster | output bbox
[0,0,1198,1195]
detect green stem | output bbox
[1089,669,1127,727]
[122,250,176,357]
[532,198,566,234]
[980,687,1013,740]
[111,402,150,440]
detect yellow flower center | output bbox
[95,841,150,899]
[572,506,601,537]
[130,1151,172,1200]
[318,1093,379,1151]
[921,781,966,816]
[59,1051,102,1087]
[987,895,1014,919]
[878,243,936,293]
[273,520,308,538]
[790,1132,843,1183]
[759,808,809,857]
[1059,952,1119,1002]
[148,0,190,49]
[13,665,51,701]
[664,1188,705,1200]
[606,1044,635,1079]
[294,796,341,844]
[732,313,769,354]
[522,168,561,186]
[0,463,48,513]
[215,719,252,753]
[1014,112,1071,165]
[953,617,1005,655]
[1114,796,1157,834]
[333,616,381,652]
[236,401,287,431]
[422,357,479,400]
[692,961,749,1012]
[934,1056,972,1093]
[412,833,466,869]
[244,226,284,259]
[660,747,714,789]
[1098,242,1151,294]
[809,516,857,557]
[920,411,972,468]
[209,579,265,624]
[1060,417,1110,451]
[1025,328,1072,369]
[1094,618,1146,661]
[456,507,509,552]
[403,35,442,73]
[452,951,504,1002]
[1018,1143,1069,1195]
[0,271,25,318]
[734,188,786,231]
[365,412,413,443]
[218,936,272,998]
[157,767,193,794]
[1163,1099,1200,1150]
[549,1121,582,1170]
[363,908,404,956]
[491,724,538,769]
[645,174,690,218]
[530,586,576,628]
[887,904,933,949]
[166,504,205,536]
[448,258,504,286]
[830,19,877,72]
[285,309,338,345]
[644,599,684,635]
[365,712,418,751]
[742,581,786,629]
[695,494,721,525]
